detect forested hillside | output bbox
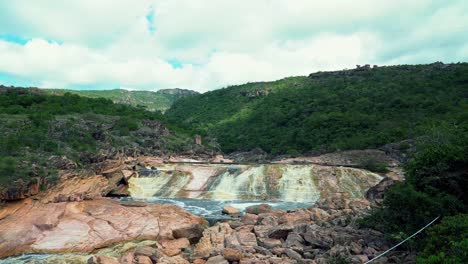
[0,87,203,194]
[46,88,199,112]
[167,62,468,155]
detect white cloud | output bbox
[0,0,466,92]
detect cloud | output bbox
[0,0,466,92]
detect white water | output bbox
[128,164,382,203]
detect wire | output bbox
[365,215,440,264]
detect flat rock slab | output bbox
[0,198,206,258]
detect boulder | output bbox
[283,232,306,248]
[88,255,120,264]
[267,223,294,240]
[316,192,351,210]
[242,213,259,225]
[223,247,243,261]
[225,232,258,247]
[245,204,272,215]
[278,209,311,224]
[206,255,229,264]
[135,255,153,264]
[0,198,205,258]
[284,249,303,261]
[161,238,190,250]
[258,238,282,249]
[222,205,241,215]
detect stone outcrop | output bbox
[0,198,206,258]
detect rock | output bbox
[350,241,363,254]
[253,245,273,256]
[193,259,207,264]
[316,192,351,210]
[161,238,190,250]
[206,255,229,264]
[259,215,278,226]
[285,249,303,261]
[222,205,240,215]
[38,174,112,203]
[134,246,158,257]
[135,255,153,264]
[258,238,282,249]
[349,199,371,213]
[365,178,397,205]
[223,247,243,261]
[283,232,305,248]
[352,255,369,263]
[162,247,181,257]
[194,223,233,258]
[245,204,272,215]
[242,213,259,225]
[267,223,294,240]
[229,220,243,229]
[158,255,190,264]
[302,225,333,249]
[271,247,286,256]
[0,198,205,258]
[278,210,311,224]
[225,232,258,247]
[308,207,331,222]
[173,223,205,244]
[363,246,378,258]
[88,255,120,264]
[120,252,135,264]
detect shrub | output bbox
[416,214,468,264]
[359,157,389,173]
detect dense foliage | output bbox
[46,88,198,112]
[361,125,468,262]
[0,88,198,189]
[167,63,468,154]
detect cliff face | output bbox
[157,88,199,96]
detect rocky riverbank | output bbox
[0,152,404,263]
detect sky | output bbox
[0,0,467,93]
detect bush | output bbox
[416,214,468,264]
[359,157,389,173]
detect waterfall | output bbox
[128,164,383,202]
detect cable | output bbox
[365,215,440,264]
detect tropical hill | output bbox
[166,62,468,155]
[0,86,206,196]
[46,88,199,112]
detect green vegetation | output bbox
[0,88,200,191]
[361,125,468,262]
[45,88,198,112]
[167,63,468,155]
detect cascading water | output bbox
[128,163,383,203]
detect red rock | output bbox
[206,255,228,264]
[120,252,135,264]
[0,198,205,258]
[158,255,190,264]
[161,238,190,250]
[223,248,243,261]
[245,204,272,215]
[135,255,153,264]
[193,259,207,264]
[162,247,181,257]
[88,255,120,264]
[242,213,259,225]
[222,205,241,215]
[278,209,311,224]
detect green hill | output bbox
[166,62,468,154]
[0,87,205,195]
[45,88,199,112]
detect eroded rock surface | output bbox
[0,198,206,258]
